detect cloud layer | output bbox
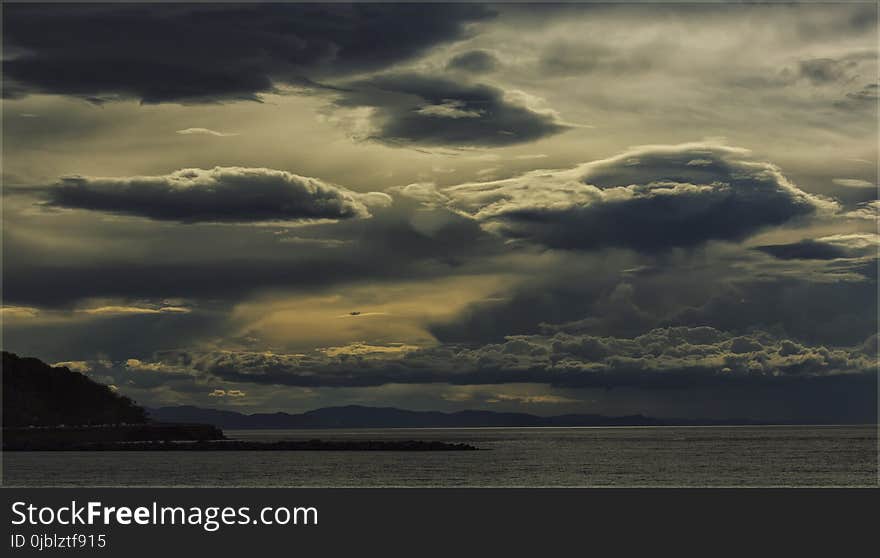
[333,73,569,147]
[3,4,493,103]
[445,143,837,251]
[45,167,389,223]
[135,326,875,390]
[757,233,880,261]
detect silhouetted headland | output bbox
[1,352,477,451]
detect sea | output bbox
[2,425,877,487]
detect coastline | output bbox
[3,439,479,452]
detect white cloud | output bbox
[832,178,875,189]
[1,306,40,319]
[79,305,191,316]
[415,100,484,119]
[176,127,238,137]
[53,360,92,373]
[208,389,246,397]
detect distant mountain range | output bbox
[0,350,770,430]
[147,404,766,429]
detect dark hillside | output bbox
[2,351,148,426]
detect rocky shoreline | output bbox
[2,423,225,449]
[2,424,478,451]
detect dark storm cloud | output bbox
[446,50,500,73]
[755,234,878,261]
[333,73,569,147]
[797,58,858,85]
[445,143,836,252]
[844,83,879,104]
[135,326,876,390]
[430,268,652,345]
[756,240,850,260]
[2,3,493,103]
[2,258,373,308]
[2,308,225,363]
[664,274,878,347]
[2,202,499,308]
[430,238,878,348]
[43,167,389,223]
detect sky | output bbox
[2,2,877,422]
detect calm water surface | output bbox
[3,425,876,487]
